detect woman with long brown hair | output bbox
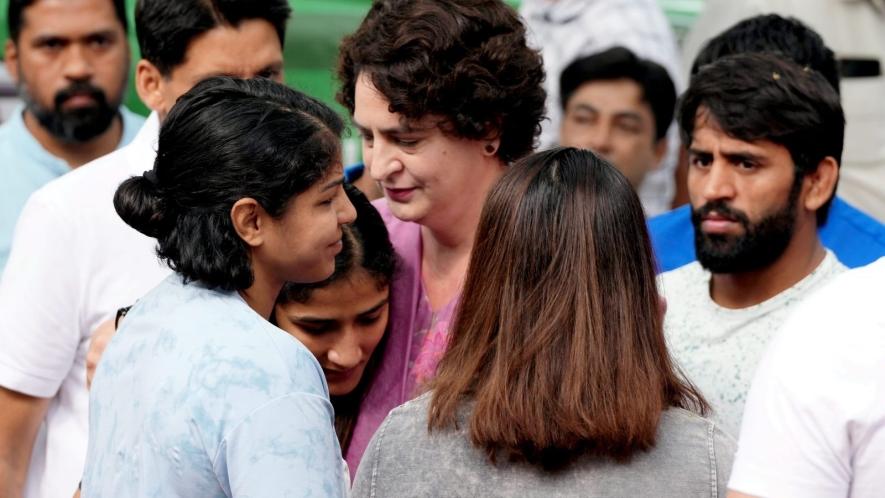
[352,147,735,497]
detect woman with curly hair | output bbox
[336,0,547,473]
[352,148,735,497]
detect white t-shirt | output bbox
[660,251,845,435]
[0,112,170,498]
[729,257,885,498]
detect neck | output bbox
[420,160,504,309]
[238,266,282,320]
[22,109,123,168]
[709,218,826,309]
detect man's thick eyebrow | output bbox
[33,28,118,44]
[612,111,644,123]
[569,103,599,114]
[687,147,712,156]
[722,151,765,163]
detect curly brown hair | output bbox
[337,0,546,164]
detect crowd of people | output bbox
[0,0,882,497]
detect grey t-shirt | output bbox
[353,394,735,497]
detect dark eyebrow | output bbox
[687,148,712,157]
[722,151,765,164]
[291,297,389,323]
[352,119,427,136]
[359,297,390,316]
[320,176,345,192]
[569,103,599,114]
[612,112,644,123]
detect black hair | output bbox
[679,52,844,226]
[692,14,840,95]
[337,0,546,164]
[560,46,676,142]
[8,0,128,41]
[276,183,396,452]
[114,76,344,290]
[134,0,290,75]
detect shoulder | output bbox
[657,408,736,449]
[659,261,707,294]
[119,107,147,144]
[648,206,696,272]
[775,257,885,348]
[820,197,885,268]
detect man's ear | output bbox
[4,39,19,83]
[653,136,669,166]
[802,156,839,213]
[231,198,266,248]
[135,60,167,114]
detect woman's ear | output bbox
[230,198,265,248]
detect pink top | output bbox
[344,199,459,477]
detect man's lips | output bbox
[700,212,740,234]
[61,94,98,108]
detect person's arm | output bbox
[0,387,50,498]
[727,492,757,498]
[0,192,84,494]
[86,319,118,389]
[218,393,345,497]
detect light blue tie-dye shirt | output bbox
[83,274,345,497]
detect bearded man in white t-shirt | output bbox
[0,1,291,497]
[659,52,846,436]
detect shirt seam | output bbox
[369,411,395,498]
[707,419,718,498]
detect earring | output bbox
[484,143,497,154]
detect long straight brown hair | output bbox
[428,147,707,468]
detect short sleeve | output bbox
[215,393,346,498]
[0,192,82,397]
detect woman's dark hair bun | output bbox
[114,174,167,238]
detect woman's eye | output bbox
[357,312,382,326]
[294,322,331,334]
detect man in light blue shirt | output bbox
[0,0,143,272]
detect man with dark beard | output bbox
[659,52,845,437]
[0,0,142,272]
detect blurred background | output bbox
[0,0,705,160]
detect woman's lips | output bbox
[385,187,415,203]
[324,366,359,383]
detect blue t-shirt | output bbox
[649,196,885,272]
[83,275,345,497]
[0,106,144,273]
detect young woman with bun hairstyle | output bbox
[274,184,396,456]
[81,76,355,496]
[352,148,735,497]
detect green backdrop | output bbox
[0,0,701,115]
